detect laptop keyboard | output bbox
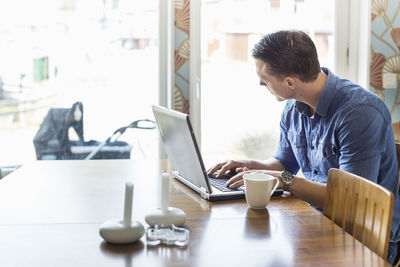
[208,177,241,192]
[207,171,241,192]
[208,178,235,192]
[207,171,284,196]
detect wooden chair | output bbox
[323,168,394,260]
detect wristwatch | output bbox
[281,171,294,191]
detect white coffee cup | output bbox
[243,173,279,209]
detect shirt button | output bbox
[313,169,318,174]
[311,145,315,149]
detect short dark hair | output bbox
[252,30,320,82]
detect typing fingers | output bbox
[216,160,249,177]
[235,166,248,173]
[208,161,235,177]
[227,179,244,189]
[225,171,246,188]
[207,160,249,178]
[207,162,226,176]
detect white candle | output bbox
[123,182,134,225]
[161,172,170,211]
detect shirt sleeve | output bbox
[337,104,390,183]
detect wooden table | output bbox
[0,160,390,266]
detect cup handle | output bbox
[270,177,279,196]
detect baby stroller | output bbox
[33,102,156,160]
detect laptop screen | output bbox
[152,105,212,193]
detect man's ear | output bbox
[286,77,296,89]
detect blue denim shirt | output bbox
[274,68,400,243]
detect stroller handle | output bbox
[84,119,156,160]
[129,119,156,130]
[113,119,156,135]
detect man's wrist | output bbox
[281,171,294,191]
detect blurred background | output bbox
[0,0,334,171]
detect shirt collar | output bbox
[295,101,313,117]
[295,68,336,117]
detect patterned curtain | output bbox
[370,0,400,141]
[173,0,190,114]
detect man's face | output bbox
[255,59,294,101]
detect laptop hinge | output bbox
[199,187,208,199]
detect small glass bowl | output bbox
[146,224,189,247]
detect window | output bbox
[201,0,335,165]
[0,0,159,166]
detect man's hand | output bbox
[225,169,284,189]
[207,158,286,189]
[207,159,254,178]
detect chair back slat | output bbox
[323,168,394,259]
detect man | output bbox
[207,30,400,264]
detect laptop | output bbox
[152,105,283,201]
